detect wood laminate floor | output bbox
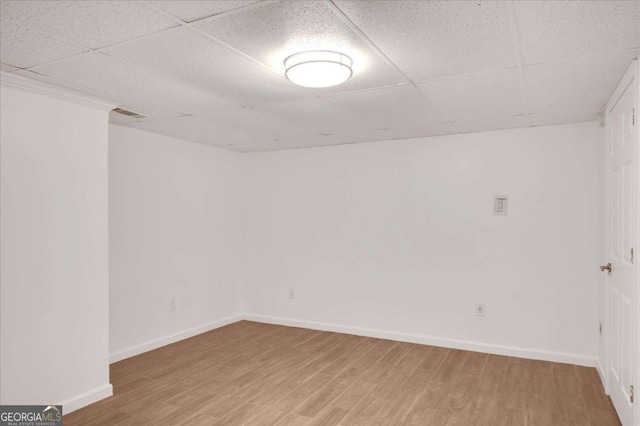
[65,321,620,425]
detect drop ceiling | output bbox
[1,0,638,152]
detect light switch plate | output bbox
[494,195,508,215]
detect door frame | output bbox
[636,56,640,426]
[602,57,639,425]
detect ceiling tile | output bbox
[124,105,411,152]
[0,18,87,68]
[150,0,261,23]
[125,117,244,150]
[102,26,312,106]
[327,84,455,139]
[453,115,528,135]
[261,86,457,147]
[524,50,639,114]
[515,0,640,65]
[333,0,516,81]
[382,123,456,141]
[30,52,238,118]
[125,111,310,152]
[191,104,309,136]
[0,1,177,49]
[259,97,361,134]
[528,106,602,128]
[416,68,523,132]
[11,68,121,103]
[193,0,407,94]
[274,132,382,151]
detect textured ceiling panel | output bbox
[128,110,403,152]
[524,49,639,114]
[102,26,312,106]
[279,132,386,151]
[0,18,87,68]
[259,97,361,135]
[416,68,524,133]
[193,0,407,95]
[528,105,603,128]
[1,0,637,152]
[327,84,455,139]
[515,0,640,65]
[150,0,261,23]
[452,115,528,135]
[30,52,238,118]
[127,111,310,152]
[0,0,177,49]
[187,104,307,135]
[127,116,251,150]
[10,67,121,103]
[333,0,516,82]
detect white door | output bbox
[605,60,637,426]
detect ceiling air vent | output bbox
[112,107,149,119]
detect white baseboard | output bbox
[60,383,113,415]
[596,359,609,394]
[108,312,597,368]
[244,314,597,367]
[109,314,244,363]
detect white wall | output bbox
[0,77,605,414]
[0,83,112,411]
[109,125,244,361]
[243,121,603,365]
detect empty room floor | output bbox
[64,321,619,426]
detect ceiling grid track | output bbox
[324,0,460,134]
[129,0,434,138]
[323,0,412,84]
[135,5,321,133]
[506,0,531,128]
[86,4,319,139]
[148,1,302,82]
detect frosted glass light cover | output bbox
[284,51,353,88]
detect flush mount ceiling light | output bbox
[284,50,353,88]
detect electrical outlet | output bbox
[288,288,295,300]
[475,303,485,317]
[169,298,177,312]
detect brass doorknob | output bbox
[600,263,612,273]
